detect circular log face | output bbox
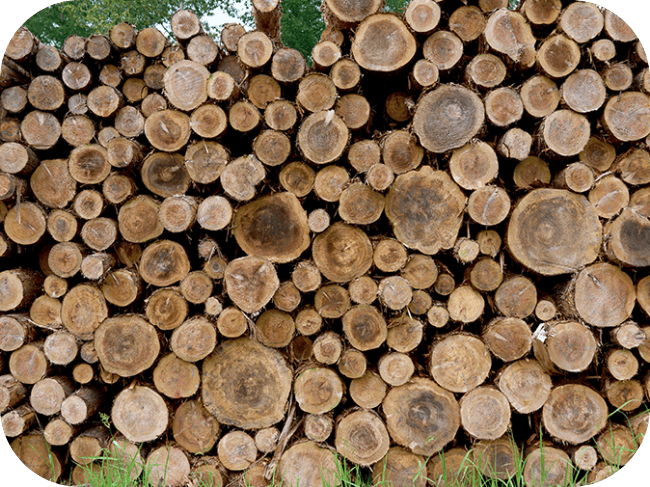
[62,284,108,340]
[295,367,344,414]
[351,14,416,72]
[507,189,602,275]
[139,240,191,287]
[112,386,168,443]
[202,338,292,429]
[233,192,310,263]
[460,386,511,440]
[371,446,428,487]
[497,359,552,414]
[603,92,650,142]
[4,203,46,246]
[382,377,460,455]
[141,152,190,198]
[386,166,466,255]
[335,410,390,466]
[524,447,571,487]
[574,263,635,328]
[608,208,650,266]
[325,0,382,24]
[224,255,279,313]
[543,110,590,156]
[312,223,372,283]
[342,305,387,351]
[164,60,209,111]
[484,9,536,65]
[413,85,484,153]
[430,334,491,393]
[95,315,160,377]
[298,111,349,164]
[144,110,191,152]
[278,441,337,487]
[542,384,608,444]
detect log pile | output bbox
[1,0,650,486]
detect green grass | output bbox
[59,411,645,487]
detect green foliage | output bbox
[24,0,241,48]
[22,0,440,65]
[383,0,409,14]
[280,0,324,60]
[279,0,411,63]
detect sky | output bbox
[204,0,248,30]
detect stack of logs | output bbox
[2,0,650,485]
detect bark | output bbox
[29,375,75,415]
[0,269,43,310]
[2,405,36,437]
